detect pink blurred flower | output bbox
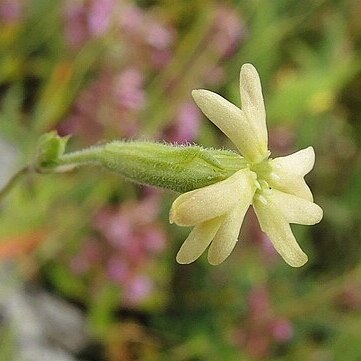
[118,4,143,33]
[141,225,167,253]
[93,195,166,256]
[88,0,115,37]
[212,5,246,58]
[95,211,132,249]
[336,282,361,311]
[107,256,129,283]
[107,257,154,306]
[124,275,153,306]
[270,318,294,343]
[151,48,173,69]
[119,4,175,50]
[63,1,89,48]
[70,238,102,274]
[114,68,146,111]
[59,68,145,142]
[149,24,175,68]
[164,102,201,143]
[234,286,294,358]
[145,22,174,50]
[118,4,176,69]
[63,0,116,48]
[269,126,296,156]
[70,193,167,306]
[0,0,22,24]
[259,233,278,261]
[248,286,272,316]
[202,65,225,87]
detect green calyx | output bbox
[101,142,246,192]
[35,131,70,171]
[54,136,247,193]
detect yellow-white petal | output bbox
[208,199,251,265]
[253,195,308,267]
[192,89,267,162]
[268,171,314,202]
[267,147,316,201]
[170,168,256,226]
[239,63,268,151]
[266,189,323,225]
[270,147,315,177]
[176,217,223,264]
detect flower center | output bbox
[249,157,274,204]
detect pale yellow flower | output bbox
[170,64,323,267]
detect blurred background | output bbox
[0,0,361,360]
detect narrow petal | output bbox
[208,200,250,265]
[170,168,256,226]
[267,189,323,225]
[253,196,308,267]
[270,147,315,177]
[192,89,267,162]
[239,63,268,150]
[176,217,223,264]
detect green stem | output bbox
[57,146,104,167]
[0,166,29,201]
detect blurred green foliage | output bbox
[1,0,361,360]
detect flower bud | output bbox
[35,131,70,170]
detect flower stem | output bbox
[0,166,29,201]
[57,146,103,167]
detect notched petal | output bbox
[239,63,268,150]
[271,147,315,177]
[191,89,266,162]
[176,217,222,264]
[268,171,314,202]
[208,191,253,265]
[267,189,323,225]
[253,196,309,267]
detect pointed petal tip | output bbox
[191,89,208,101]
[305,145,315,153]
[304,145,315,165]
[191,89,203,94]
[270,145,316,179]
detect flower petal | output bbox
[239,63,268,151]
[268,172,314,201]
[208,201,250,265]
[192,89,267,162]
[170,168,256,226]
[253,196,308,267]
[267,189,323,225]
[176,217,223,264]
[270,147,315,177]
[267,147,316,201]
